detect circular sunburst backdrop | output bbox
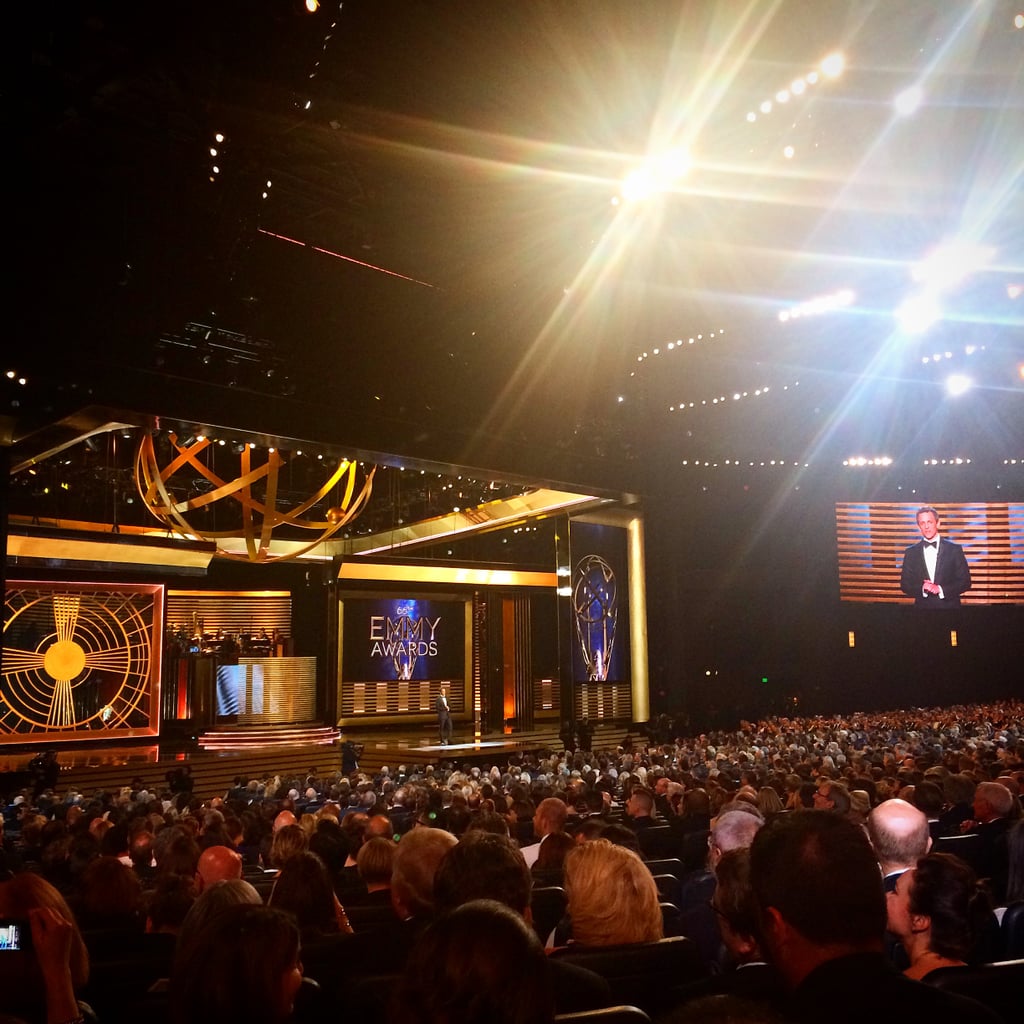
[2,584,160,736]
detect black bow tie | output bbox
[924,540,937,548]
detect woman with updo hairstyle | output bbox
[170,903,304,1024]
[393,899,555,1024]
[563,838,663,947]
[888,851,993,979]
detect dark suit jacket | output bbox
[788,952,1000,1023]
[899,537,971,607]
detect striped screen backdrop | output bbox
[835,502,1024,604]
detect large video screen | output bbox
[835,502,1023,604]
[338,594,470,719]
[340,595,468,683]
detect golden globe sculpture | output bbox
[135,432,375,563]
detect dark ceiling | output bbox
[8,0,1023,500]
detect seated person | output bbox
[562,838,663,947]
[888,852,993,979]
[392,899,556,1024]
[170,903,305,1024]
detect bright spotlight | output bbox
[776,89,791,103]
[946,374,972,396]
[893,84,924,117]
[783,145,795,159]
[760,100,773,113]
[896,292,942,334]
[820,52,846,79]
[621,167,654,202]
[912,240,994,290]
[791,78,806,95]
[619,149,691,202]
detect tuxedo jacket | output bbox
[899,537,971,607]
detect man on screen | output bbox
[899,505,971,608]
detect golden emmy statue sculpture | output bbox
[135,432,375,563]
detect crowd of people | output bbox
[1,698,1022,1024]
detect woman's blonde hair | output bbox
[564,838,663,947]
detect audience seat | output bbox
[531,885,568,944]
[549,935,705,1016]
[637,825,679,860]
[532,866,566,888]
[924,959,1023,1023]
[932,833,987,876]
[680,829,712,872]
[659,901,682,937]
[651,872,682,906]
[1000,901,1024,960]
[345,903,402,932]
[643,857,686,881]
[554,1007,652,1024]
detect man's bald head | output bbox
[366,814,393,840]
[273,810,297,833]
[196,844,243,892]
[866,798,930,874]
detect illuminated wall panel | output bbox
[2,581,162,744]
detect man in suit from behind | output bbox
[899,505,971,607]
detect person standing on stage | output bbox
[899,506,971,608]
[436,685,453,745]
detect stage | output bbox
[0,721,633,801]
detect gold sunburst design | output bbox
[2,583,162,741]
[134,433,375,563]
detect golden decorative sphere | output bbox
[135,433,375,563]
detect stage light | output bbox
[1008,284,1021,299]
[806,71,819,85]
[946,374,972,396]
[306,0,320,11]
[746,111,757,122]
[783,145,795,159]
[896,292,942,334]
[912,240,994,290]
[893,85,924,117]
[214,133,224,143]
[209,147,218,157]
[776,89,790,103]
[760,100,772,113]
[1015,13,1023,28]
[619,149,691,202]
[791,78,806,95]
[820,52,846,79]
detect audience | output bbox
[1,696,1020,1023]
